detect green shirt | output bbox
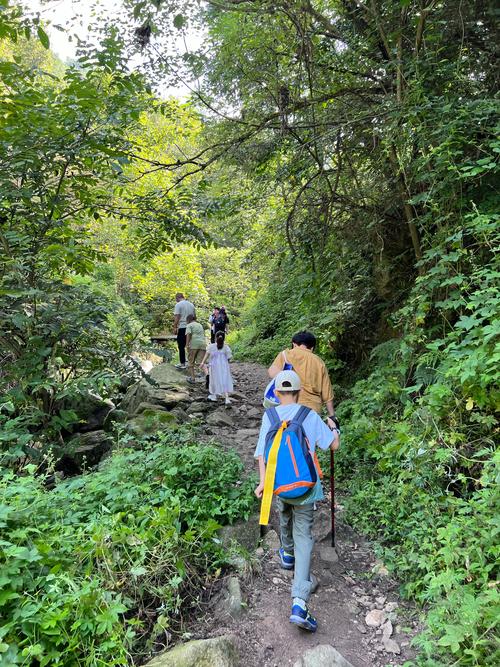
[185,321,206,349]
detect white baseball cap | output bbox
[275,370,301,392]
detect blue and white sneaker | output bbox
[278,547,295,570]
[289,604,318,632]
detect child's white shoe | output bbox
[225,397,231,405]
[208,394,217,402]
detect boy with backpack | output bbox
[254,370,339,632]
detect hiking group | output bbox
[171,294,340,633]
[172,293,233,404]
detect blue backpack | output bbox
[263,406,317,500]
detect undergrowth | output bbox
[0,427,256,666]
[335,210,500,666]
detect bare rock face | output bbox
[143,635,239,667]
[293,644,355,667]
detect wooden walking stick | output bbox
[330,448,335,548]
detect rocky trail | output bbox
[146,361,421,667]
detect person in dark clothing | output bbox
[213,307,229,336]
[208,307,220,344]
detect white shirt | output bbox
[173,299,195,328]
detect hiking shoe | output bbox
[186,377,195,384]
[278,547,294,570]
[289,605,317,632]
[174,362,186,369]
[207,394,217,402]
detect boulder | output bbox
[262,529,280,551]
[246,406,262,419]
[134,402,169,415]
[66,431,113,469]
[219,516,260,552]
[187,401,211,414]
[235,428,260,439]
[125,411,176,437]
[169,406,188,422]
[149,363,187,388]
[215,577,244,619]
[144,635,239,667]
[293,645,354,667]
[319,545,339,564]
[103,409,128,429]
[121,366,188,416]
[207,410,235,427]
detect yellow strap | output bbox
[259,421,286,526]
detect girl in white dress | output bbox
[201,332,234,405]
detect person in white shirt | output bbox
[254,370,339,632]
[172,292,195,368]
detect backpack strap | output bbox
[259,419,287,526]
[292,405,311,425]
[265,407,280,427]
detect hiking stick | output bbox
[330,448,335,548]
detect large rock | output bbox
[103,409,128,429]
[144,635,239,667]
[319,545,339,564]
[134,402,169,416]
[149,363,187,388]
[125,411,176,437]
[215,577,244,619]
[207,410,235,427]
[235,428,260,439]
[293,645,354,667]
[187,401,211,415]
[262,528,280,551]
[121,364,189,416]
[66,431,113,469]
[219,516,260,552]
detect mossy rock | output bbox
[144,635,238,667]
[125,411,176,436]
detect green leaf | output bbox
[37,26,50,49]
[173,14,186,29]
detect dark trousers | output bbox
[210,330,215,344]
[177,327,187,364]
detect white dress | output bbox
[207,343,234,395]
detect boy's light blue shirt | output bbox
[254,404,334,505]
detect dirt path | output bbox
[183,362,420,667]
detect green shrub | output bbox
[0,428,256,666]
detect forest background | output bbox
[0,1,498,666]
